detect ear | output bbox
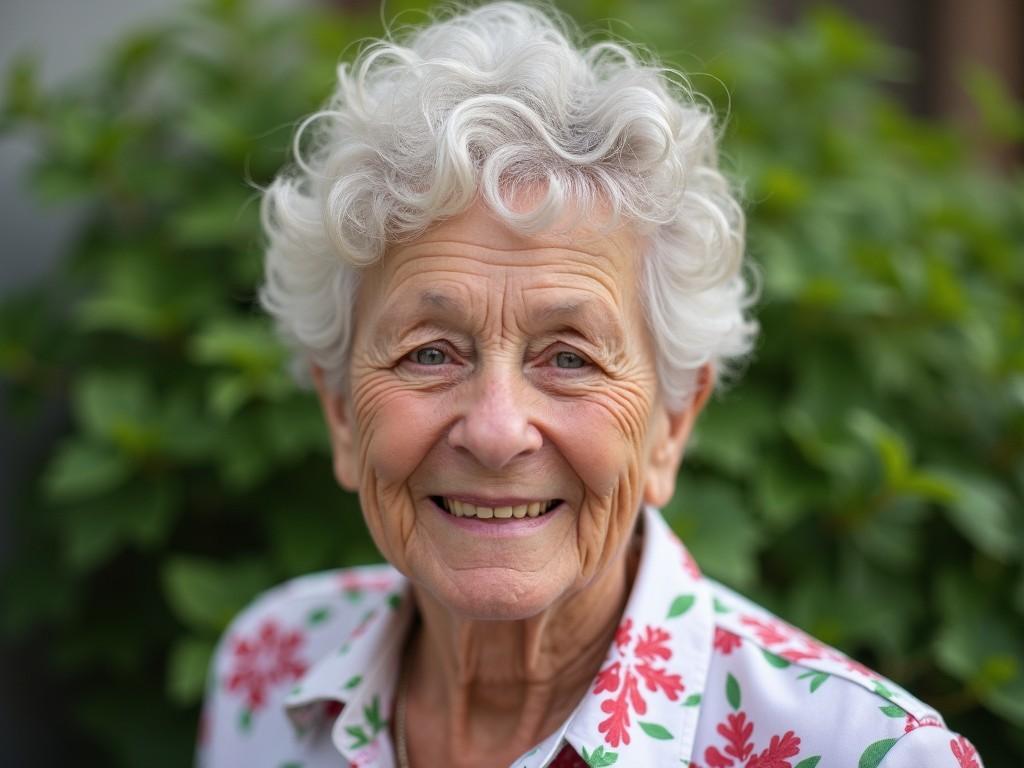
[643,364,714,508]
[310,363,359,492]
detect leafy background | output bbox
[1,0,1022,764]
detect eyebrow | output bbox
[418,290,461,311]
[534,298,626,348]
[377,289,626,347]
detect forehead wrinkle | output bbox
[369,277,482,347]
[518,285,628,347]
[390,240,622,272]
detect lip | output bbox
[436,494,557,507]
[428,497,565,537]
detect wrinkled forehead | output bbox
[363,198,644,303]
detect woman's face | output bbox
[315,198,705,620]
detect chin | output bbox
[433,571,561,621]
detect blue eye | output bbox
[413,347,447,365]
[554,351,585,369]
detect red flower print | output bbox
[225,618,308,711]
[718,712,755,763]
[714,627,743,655]
[593,620,685,747]
[740,613,881,680]
[594,660,621,694]
[904,713,942,733]
[705,746,737,768]
[614,618,633,651]
[338,570,396,594]
[950,735,980,768]
[704,675,814,768]
[740,615,792,647]
[747,731,801,768]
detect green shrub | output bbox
[2,0,1021,763]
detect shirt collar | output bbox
[283,506,713,767]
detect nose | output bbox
[447,367,543,470]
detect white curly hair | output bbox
[259,0,758,409]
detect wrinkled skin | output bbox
[313,196,711,767]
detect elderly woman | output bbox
[197,4,982,767]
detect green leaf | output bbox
[936,469,1015,561]
[61,480,178,569]
[343,675,362,690]
[879,703,904,718]
[364,695,383,732]
[663,481,762,588]
[726,673,741,710]
[761,649,791,668]
[308,606,330,626]
[161,556,272,633]
[167,636,215,705]
[44,439,130,502]
[796,670,830,693]
[682,693,702,707]
[858,738,898,768]
[345,725,369,749]
[667,594,695,619]
[71,371,163,456]
[638,721,673,740]
[582,745,618,767]
[794,758,822,768]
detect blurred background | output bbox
[1,0,1022,765]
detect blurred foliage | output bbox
[1,0,1022,763]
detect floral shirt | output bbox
[196,506,984,768]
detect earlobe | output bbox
[643,364,714,508]
[310,363,359,492]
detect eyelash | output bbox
[401,343,594,372]
[403,342,458,368]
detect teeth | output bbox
[441,498,557,519]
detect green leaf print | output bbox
[797,670,829,692]
[858,738,898,768]
[364,695,384,733]
[794,758,821,768]
[387,593,402,610]
[639,721,674,740]
[879,703,904,718]
[343,675,362,690]
[713,598,731,613]
[581,745,619,767]
[726,673,741,710]
[667,594,696,618]
[761,649,791,668]
[238,707,252,733]
[682,693,702,707]
[345,725,370,749]
[307,606,330,625]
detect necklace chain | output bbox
[395,650,411,768]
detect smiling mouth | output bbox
[430,496,561,519]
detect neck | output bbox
[400,525,642,767]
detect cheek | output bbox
[353,377,445,487]
[557,386,653,493]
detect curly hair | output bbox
[259,1,757,408]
